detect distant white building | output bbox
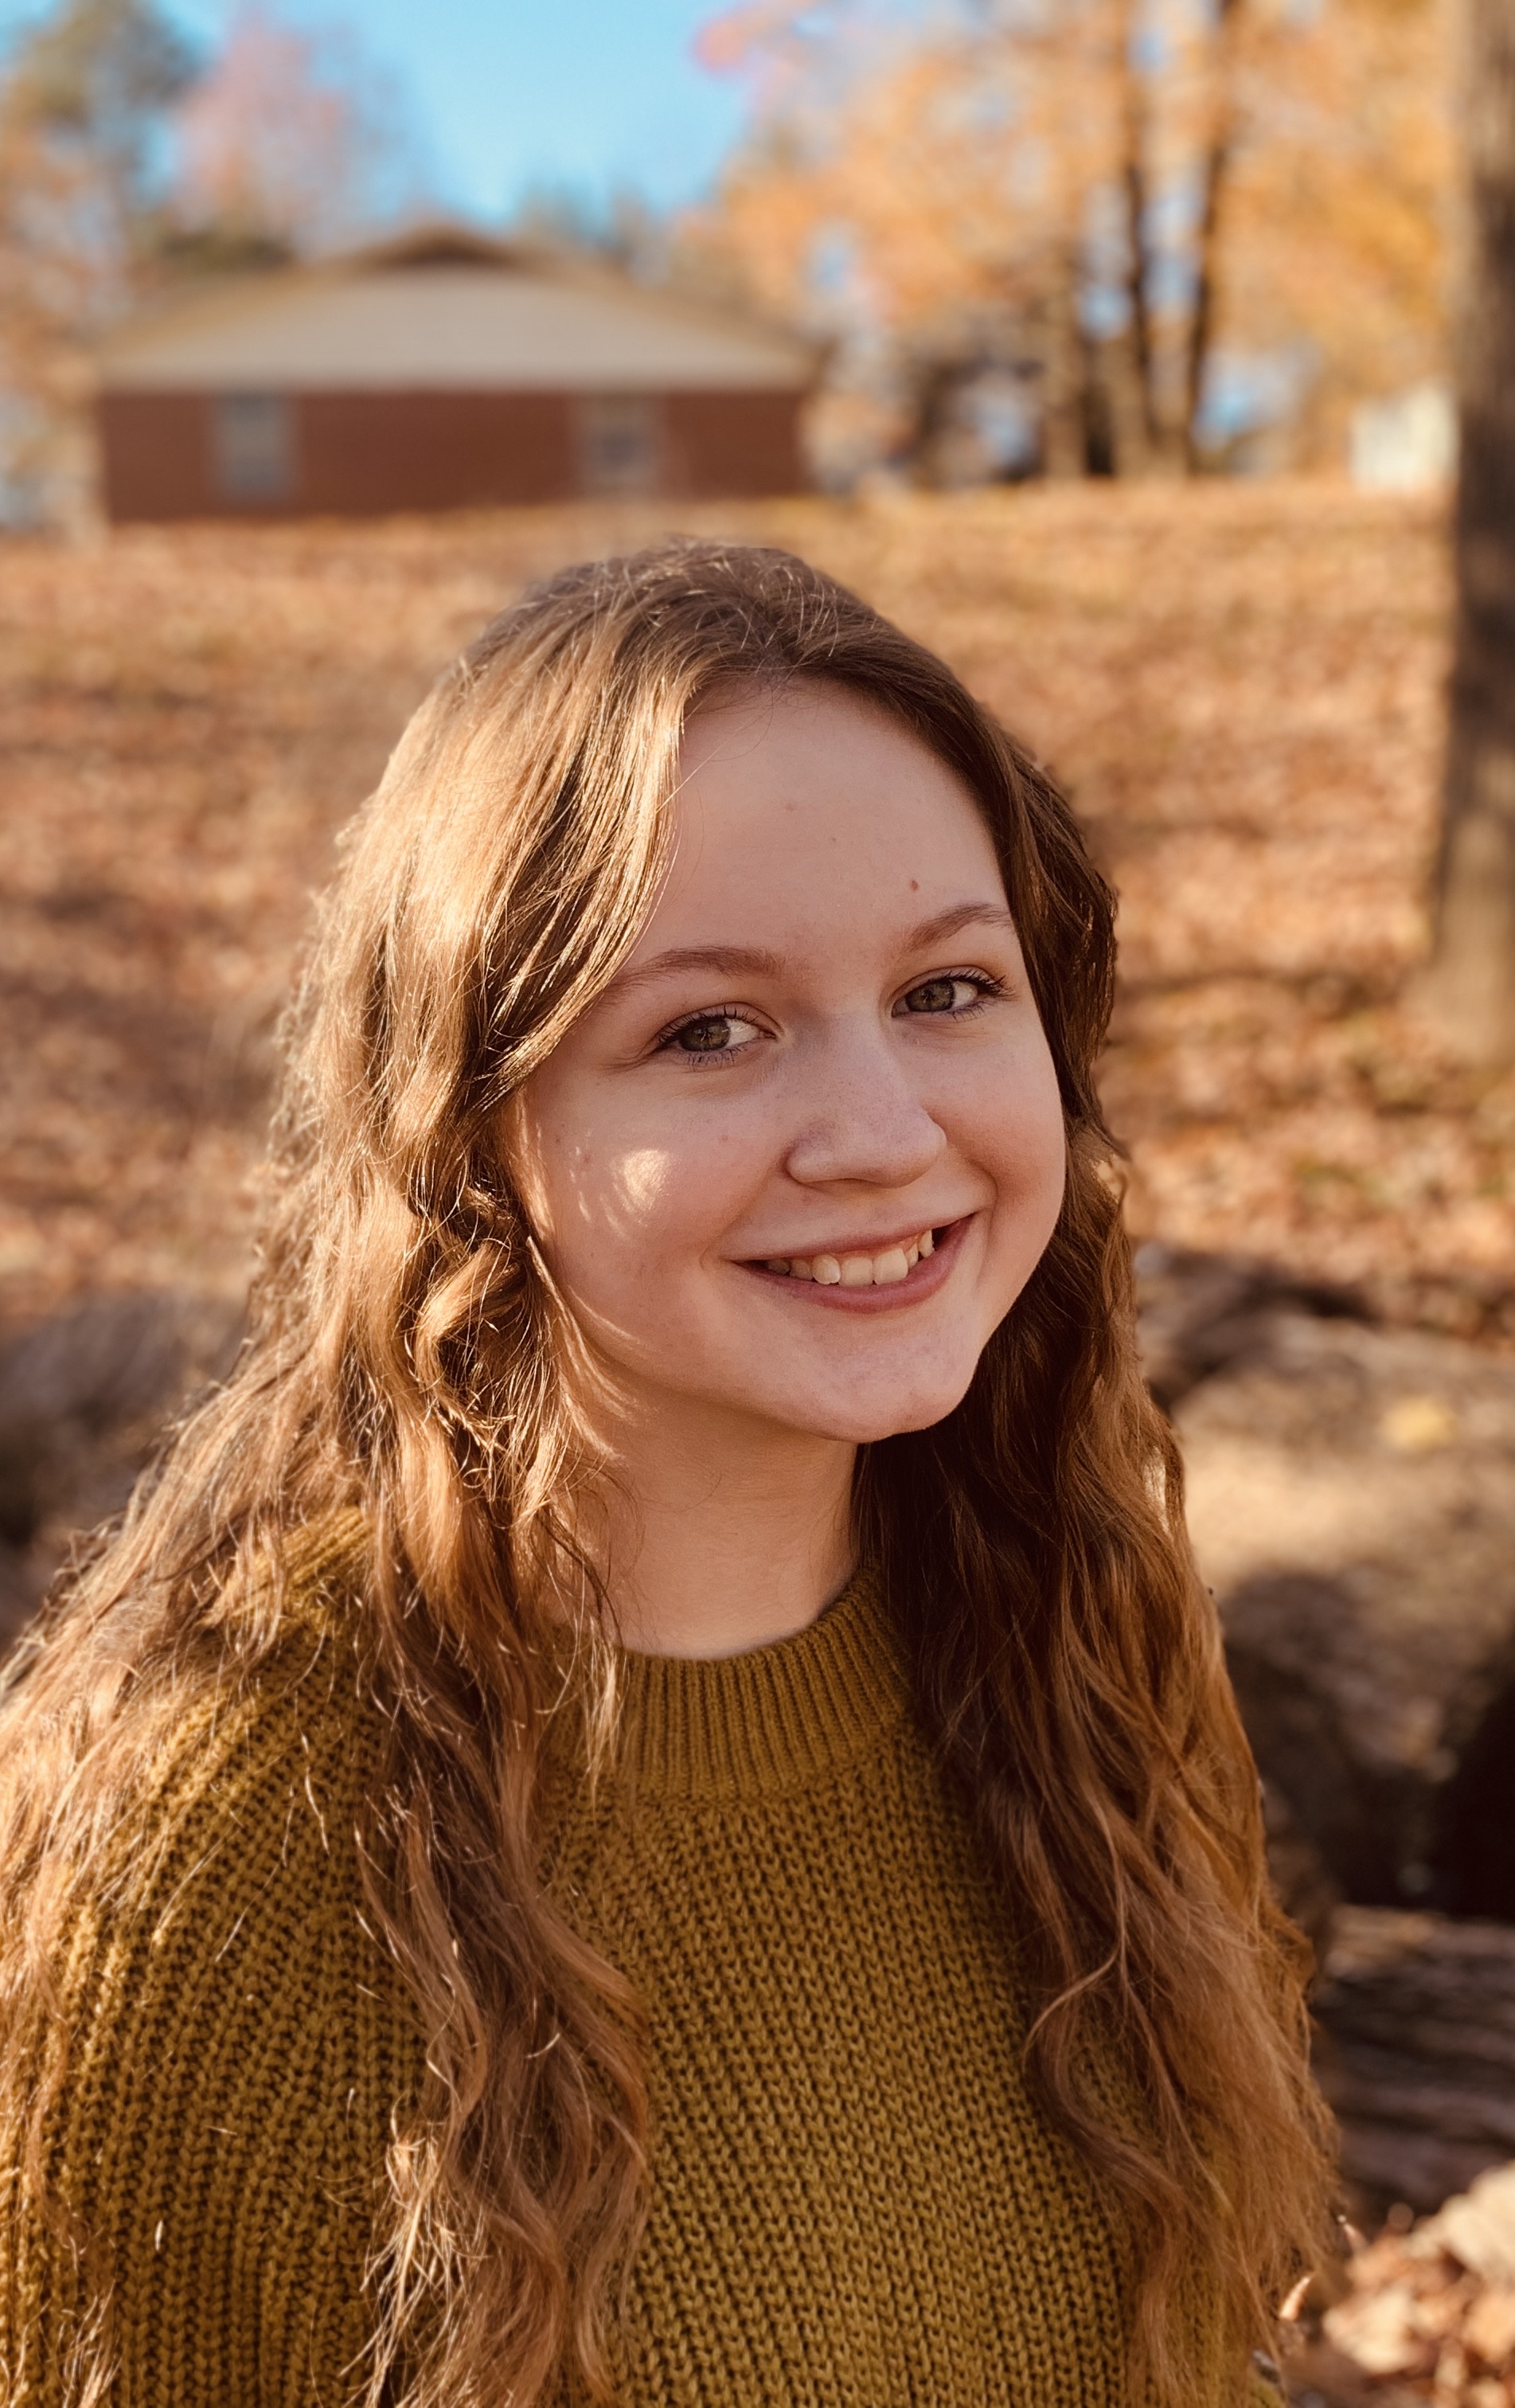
[94,225,817,522]
[1350,383,1457,494]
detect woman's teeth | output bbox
[762,1229,936,1286]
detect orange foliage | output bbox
[690,0,1454,464]
[694,5,1132,346]
[1219,0,1455,450]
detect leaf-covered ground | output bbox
[2,481,1509,1336]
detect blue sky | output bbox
[0,0,754,221]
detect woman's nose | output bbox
[782,1022,948,1190]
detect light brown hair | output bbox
[0,539,1332,2405]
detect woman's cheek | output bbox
[603,1133,738,1290]
[952,1051,1063,1186]
[607,1141,683,1223]
[1012,1109,1069,1237]
[978,1090,1066,1265]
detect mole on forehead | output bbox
[609,903,1019,999]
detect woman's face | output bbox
[516,682,1068,1448]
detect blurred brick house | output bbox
[94,228,816,521]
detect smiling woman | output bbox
[514,682,1068,1655]
[0,543,1331,2408]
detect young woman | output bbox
[0,541,1331,2406]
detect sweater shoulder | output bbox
[0,1518,420,2407]
[64,1518,393,1968]
[127,1519,389,1891]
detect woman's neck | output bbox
[588,1397,857,1659]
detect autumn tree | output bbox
[0,0,197,515]
[1424,0,1515,1061]
[171,4,426,263]
[1212,0,1453,467]
[693,0,1155,478]
[692,0,1453,481]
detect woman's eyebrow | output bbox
[607,944,783,996]
[609,906,1014,1001]
[906,901,1019,948]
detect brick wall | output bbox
[664,392,806,498]
[98,388,808,521]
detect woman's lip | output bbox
[740,1215,971,1310]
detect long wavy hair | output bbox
[0,540,1332,2406]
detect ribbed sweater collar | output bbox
[612,1568,909,1803]
[279,1518,908,1805]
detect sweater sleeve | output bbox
[0,1623,422,2408]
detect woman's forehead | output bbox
[666,682,1003,897]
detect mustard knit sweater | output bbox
[0,1528,1277,2406]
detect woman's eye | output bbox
[664,1010,763,1058]
[897,975,990,1017]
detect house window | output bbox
[213,393,295,502]
[578,394,662,495]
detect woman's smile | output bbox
[740,1214,971,1309]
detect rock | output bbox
[0,1290,242,1653]
[1313,1908,1515,2218]
[1134,1240,1363,1411]
[1149,1260,1515,1917]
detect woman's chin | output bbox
[776,1377,974,1447]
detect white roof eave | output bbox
[96,260,817,395]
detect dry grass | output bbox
[2,479,1509,1336]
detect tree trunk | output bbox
[1038,253,1092,478]
[1424,0,1515,1063]
[1183,0,1243,474]
[1115,0,1162,466]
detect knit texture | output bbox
[0,1532,1279,2406]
